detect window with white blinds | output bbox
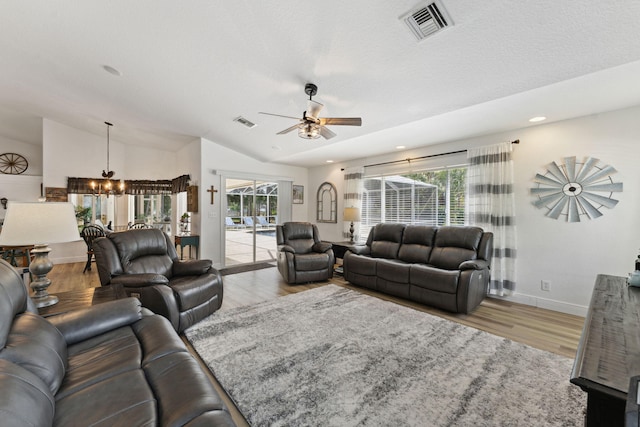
[361,167,467,240]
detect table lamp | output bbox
[0,201,80,307]
[343,207,361,243]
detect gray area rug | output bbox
[185,285,586,426]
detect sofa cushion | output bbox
[0,359,55,427]
[428,226,483,270]
[398,225,437,264]
[54,369,156,427]
[370,223,405,259]
[377,259,411,284]
[294,253,331,271]
[110,229,174,277]
[410,264,461,294]
[57,326,142,400]
[1,311,67,395]
[344,253,377,276]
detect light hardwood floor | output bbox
[48,261,585,359]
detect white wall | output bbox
[308,105,640,315]
[0,134,42,176]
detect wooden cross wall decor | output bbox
[207,185,218,205]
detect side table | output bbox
[571,274,640,426]
[175,234,200,260]
[38,285,126,317]
[324,241,357,274]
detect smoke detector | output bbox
[402,1,453,42]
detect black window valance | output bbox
[68,174,191,195]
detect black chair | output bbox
[93,228,224,333]
[276,222,335,284]
[128,222,151,229]
[80,224,106,273]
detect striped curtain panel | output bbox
[467,142,517,295]
[343,167,364,242]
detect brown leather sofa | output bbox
[0,259,235,426]
[93,228,223,333]
[276,222,335,284]
[343,224,493,314]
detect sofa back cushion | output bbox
[370,223,405,259]
[398,225,437,264]
[110,229,174,277]
[428,226,483,270]
[278,222,318,255]
[0,259,29,349]
[0,359,55,426]
[1,312,67,395]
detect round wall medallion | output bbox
[0,153,29,175]
[531,156,622,222]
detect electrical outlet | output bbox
[541,280,551,291]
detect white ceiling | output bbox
[2,1,640,167]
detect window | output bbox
[361,167,467,239]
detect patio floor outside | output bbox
[224,228,277,266]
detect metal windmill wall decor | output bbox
[530,156,622,222]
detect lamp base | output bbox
[349,221,355,243]
[32,294,59,308]
[29,244,58,308]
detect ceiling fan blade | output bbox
[307,100,324,119]
[320,117,362,126]
[319,126,337,140]
[258,112,301,120]
[277,124,301,135]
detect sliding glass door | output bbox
[224,178,278,266]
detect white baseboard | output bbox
[488,293,587,317]
[51,256,86,264]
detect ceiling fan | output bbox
[259,83,362,140]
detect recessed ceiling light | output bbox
[103,65,123,77]
[326,160,334,163]
[529,116,546,123]
[396,145,406,150]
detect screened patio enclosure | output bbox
[226,181,278,226]
[224,178,278,266]
[360,175,439,240]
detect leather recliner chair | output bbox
[276,222,335,284]
[93,228,223,333]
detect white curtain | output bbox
[343,167,364,242]
[467,142,517,296]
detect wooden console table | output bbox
[174,234,200,260]
[571,274,640,426]
[38,285,126,317]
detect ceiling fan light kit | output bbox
[260,83,362,140]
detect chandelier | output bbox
[91,121,124,197]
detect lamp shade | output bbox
[0,202,80,246]
[343,207,361,222]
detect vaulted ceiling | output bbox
[2,1,640,167]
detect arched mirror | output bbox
[316,182,337,223]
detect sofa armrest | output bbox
[347,245,370,256]
[48,297,144,346]
[459,259,490,270]
[279,244,296,254]
[173,259,213,276]
[312,242,332,253]
[111,273,169,287]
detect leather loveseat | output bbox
[343,223,493,314]
[93,228,223,333]
[0,259,235,426]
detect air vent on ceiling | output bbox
[233,116,257,129]
[402,2,452,42]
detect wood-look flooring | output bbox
[48,261,585,359]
